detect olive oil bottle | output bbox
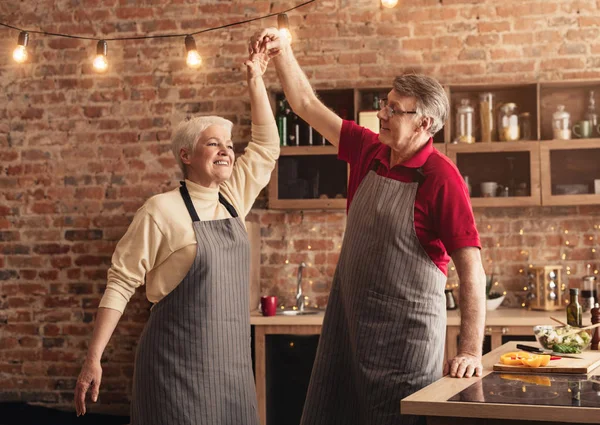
[566,288,582,328]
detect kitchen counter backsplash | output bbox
[248,205,600,310]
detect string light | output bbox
[1,0,314,67]
[93,40,108,72]
[381,0,399,8]
[185,35,202,68]
[13,30,29,63]
[277,13,293,43]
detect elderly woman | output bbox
[74,46,278,425]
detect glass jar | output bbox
[519,112,532,140]
[498,103,520,141]
[479,92,495,143]
[552,104,571,140]
[454,99,475,143]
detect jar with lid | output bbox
[454,99,475,144]
[552,105,571,140]
[519,112,532,140]
[498,103,520,141]
[479,92,495,143]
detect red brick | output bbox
[540,58,586,70]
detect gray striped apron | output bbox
[301,166,447,425]
[130,181,259,425]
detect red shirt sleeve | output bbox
[338,119,378,167]
[431,170,481,255]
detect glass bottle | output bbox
[288,112,300,146]
[582,264,597,313]
[454,99,475,144]
[552,105,571,140]
[276,99,288,146]
[463,175,472,196]
[498,103,520,141]
[566,288,582,328]
[585,90,598,135]
[519,112,532,140]
[479,92,495,143]
[372,93,380,111]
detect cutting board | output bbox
[493,350,600,374]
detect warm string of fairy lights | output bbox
[446,220,600,310]
[0,0,314,72]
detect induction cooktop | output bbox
[448,372,600,408]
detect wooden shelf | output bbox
[446,140,539,154]
[269,81,600,210]
[280,145,338,156]
[268,198,346,210]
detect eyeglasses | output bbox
[378,99,417,119]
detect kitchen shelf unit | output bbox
[268,80,600,210]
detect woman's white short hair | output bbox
[171,115,234,177]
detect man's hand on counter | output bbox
[443,352,483,378]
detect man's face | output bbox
[377,89,422,150]
[181,125,235,188]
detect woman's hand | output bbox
[245,43,269,79]
[74,358,102,416]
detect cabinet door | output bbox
[446,141,541,207]
[269,146,348,209]
[540,140,600,206]
[488,326,535,350]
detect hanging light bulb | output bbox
[185,35,202,68]
[93,40,108,72]
[277,13,292,43]
[13,31,29,63]
[381,0,399,8]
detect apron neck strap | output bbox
[369,160,427,186]
[179,181,239,222]
[218,193,239,218]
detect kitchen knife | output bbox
[516,344,583,359]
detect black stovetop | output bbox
[448,372,600,408]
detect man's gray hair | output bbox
[392,74,449,136]
[171,115,234,177]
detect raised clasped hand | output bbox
[250,27,290,60]
[444,352,483,378]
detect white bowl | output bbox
[486,295,505,311]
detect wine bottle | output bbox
[276,99,287,146]
[566,288,582,327]
[288,112,300,146]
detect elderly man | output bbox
[251,29,486,425]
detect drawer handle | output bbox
[501,327,509,334]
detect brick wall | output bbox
[1,0,600,413]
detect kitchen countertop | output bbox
[251,308,590,327]
[401,341,600,424]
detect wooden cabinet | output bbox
[446,141,541,207]
[540,139,600,206]
[269,80,600,210]
[268,145,348,210]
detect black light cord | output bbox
[0,0,315,41]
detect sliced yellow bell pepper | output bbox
[521,355,543,368]
[500,351,533,365]
[539,354,551,367]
